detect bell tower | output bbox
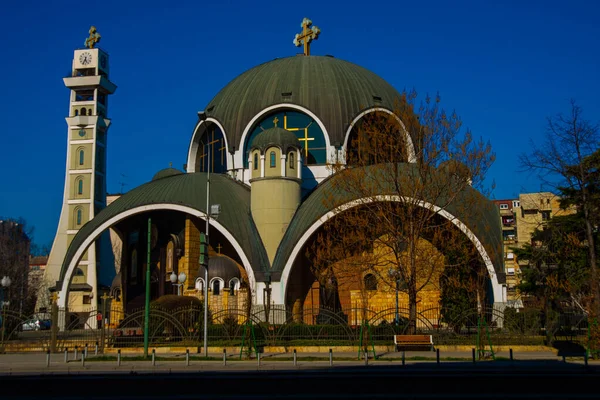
[42,27,117,317]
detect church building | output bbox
[42,21,505,328]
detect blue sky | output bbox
[1,0,599,249]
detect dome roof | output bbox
[152,168,183,181]
[199,255,242,287]
[250,127,301,152]
[204,55,402,151]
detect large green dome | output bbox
[204,55,402,151]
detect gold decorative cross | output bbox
[207,130,220,172]
[101,292,113,301]
[85,26,101,49]
[273,117,279,127]
[50,292,59,304]
[219,139,227,165]
[216,243,222,254]
[297,128,314,159]
[293,18,321,56]
[198,145,207,172]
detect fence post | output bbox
[329,349,333,366]
[84,343,88,358]
[64,348,68,363]
[472,348,476,364]
[117,349,121,366]
[152,349,156,366]
[364,350,368,366]
[402,350,405,366]
[46,350,50,367]
[293,349,297,366]
[186,349,190,366]
[223,349,227,366]
[436,348,440,365]
[585,352,589,367]
[509,348,513,362]
[257,351,261,367]
[81,353,85,367]
[74,346,78,360]
[95,342,98,356]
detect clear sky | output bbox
[1,0,599,249]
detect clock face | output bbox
[78,129,86,137]
[79,52,92,66]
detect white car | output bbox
[21,319,42,331]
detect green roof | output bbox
[272,163,504,281]
[205,55,403,150]
[59,173,269,286]
[251,127,301,152]
[151,168,183,181]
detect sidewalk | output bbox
[0,349,589,375]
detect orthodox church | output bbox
[42,21,505,328]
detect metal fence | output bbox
[0,304,589,352]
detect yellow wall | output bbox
[251,179,301,263]
[251,150,261,179]
[70,128,94,141]
[69,174,91,199]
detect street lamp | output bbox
[170,271,187,296]
[388,269,400,326]
[1,276,12,351]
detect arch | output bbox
[269,151,276,168]
[78,148,85,166]
[229,277,240,291]
[75,268,85,276]
[343,108,416,163]
[253,153,258,170]
[75,207,83,226]
[57,204,257,309]
[81,108,87,116]
[76,177,84,196]
[364,273,377,291]
[289,152,295,169]
[186,118,229,173]
[210,277,224,295]
[195,277,205,292]
[236,104,331,169]
[280,195,503,305]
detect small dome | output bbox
[198,255,242,287]
[152,168,183,181]
[250,127,301,152]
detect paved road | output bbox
[1,363,599,399]
[0,351,598,399]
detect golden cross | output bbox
[101,292,113,301]
[297,128,314,159]
[273,117,279,127]
[219,139,227,166]
[198,144,207,172]
[169,162,172,168]
[216,243,222,254]
[207,130,220,172]
[85,26,101,49]
[293,18,321,56]
[50,292,59,304]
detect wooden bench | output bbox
[394,335,434,351]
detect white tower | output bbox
[42,28,116,319]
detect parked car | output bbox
[21,319,51,331]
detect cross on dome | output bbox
[293,18,320,56]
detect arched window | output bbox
[212,279,221,295]
[81,108,87,116]
[289,152,295,169]
[76,208,82,226]
[229,278,240,291]
[75,268,85,276]
[253,153,258,170]
[74,109,79,116]
[195,278,205,292]
[364,274,377,291]
[269,151,276,168]
[79,149,84,166]
[77,178,83,195]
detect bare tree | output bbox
[519,100,600,315]
[310,91,496,333]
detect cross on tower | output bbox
[293,18,321,56]
[85,26,101,49]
